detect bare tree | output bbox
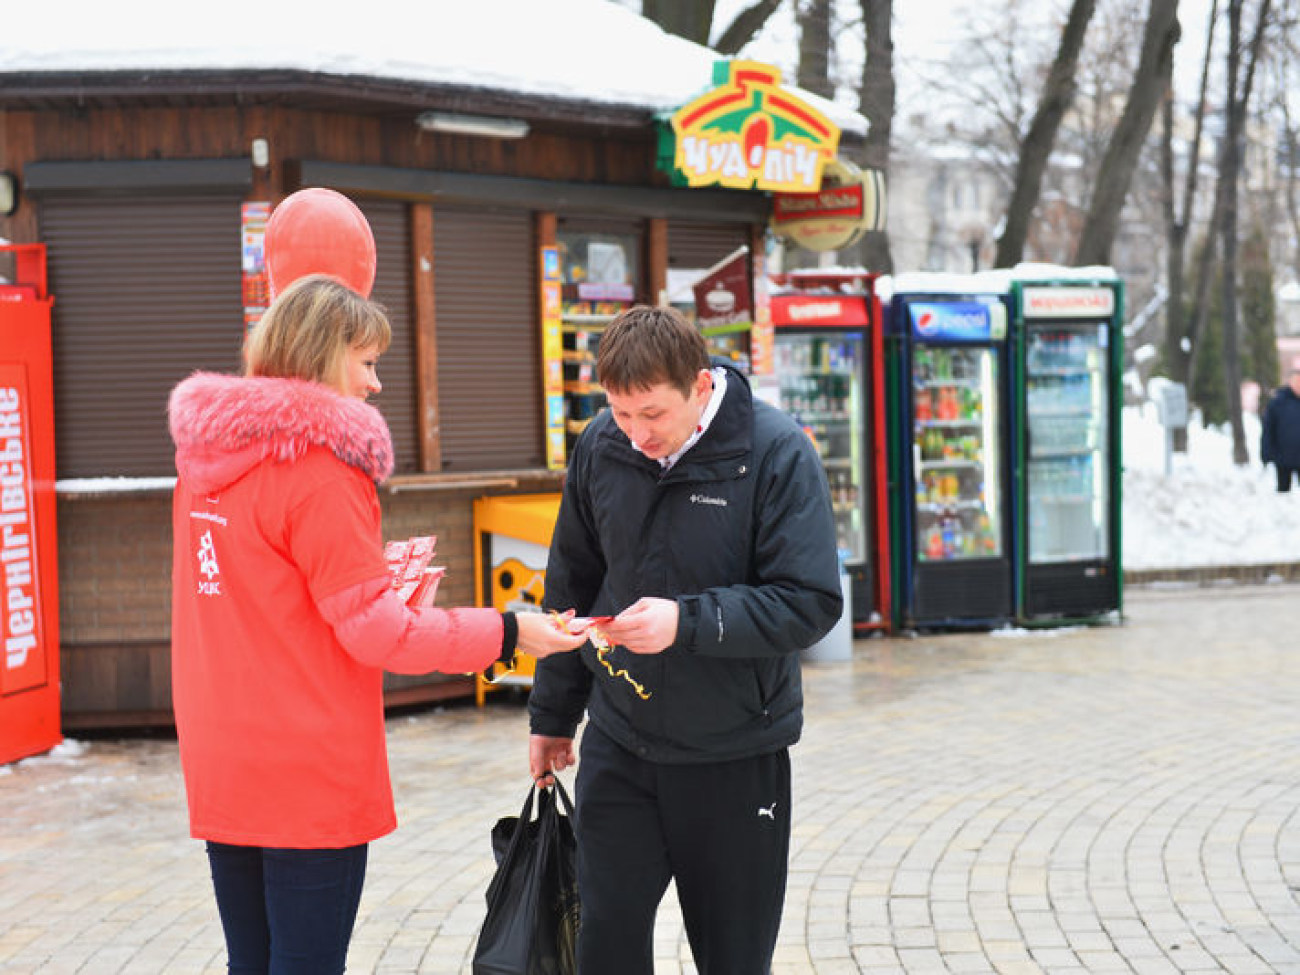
[642,0,717,44]
[854,0,895,272]
[1267,20,1300,283]
[994,0,1098,267]
[1282,100,1300,284]
[641,0,785,54]
[797,0,835,98]
[1161,0,1218,394]
[1073,0,1181,265]
[714,0,784,54]
[1185,0,1270,409]
[1218,0,1272,465]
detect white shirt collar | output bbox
[657,367,728,470]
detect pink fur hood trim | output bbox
[169,372,395,493]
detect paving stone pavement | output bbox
[3,581,1300,974]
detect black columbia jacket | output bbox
[529,362,843,764]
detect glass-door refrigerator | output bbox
[888,284,1014,629]
[771,280,889,633]
[1011,275,1124,623]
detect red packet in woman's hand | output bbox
[564,615,614,634]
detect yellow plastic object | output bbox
[472,494,562,705]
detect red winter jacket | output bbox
[169,372,503,848]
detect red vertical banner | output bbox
[0,363,45,694]
[0,243,61,764]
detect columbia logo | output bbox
[690,494,728,507]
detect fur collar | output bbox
[169,372,394,492]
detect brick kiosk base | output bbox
[56,472,563,731]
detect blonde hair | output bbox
[244,275,391,392]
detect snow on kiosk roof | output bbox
[0,0,868,137]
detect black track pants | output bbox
[574,723,791,975]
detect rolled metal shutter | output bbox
[432,206,542,471]
[356,199,418,474]
[40,195,245,478]
[668,221,752,270]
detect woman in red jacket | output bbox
[169,274,583,975]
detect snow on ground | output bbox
[1122,403,1300,570]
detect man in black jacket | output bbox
[1261,367,1300,492]
[528,305,842,975]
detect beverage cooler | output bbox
[1010,273,1123,623]
[884,276,1014,629]
[770,272,889,633]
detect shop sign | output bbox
[1023,286,1114,319]
[771,160,886,252]
[0,367,45,694]
[662,60,840,193]
[771,293,870,328]
[909,301,1007,342]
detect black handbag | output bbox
[472,777,580,975]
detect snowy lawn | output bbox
[1122,403,1300,569]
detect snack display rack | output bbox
[561,286,632,456]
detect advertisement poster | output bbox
[692,246,752,337]
[750,251,773,376]
[539,245,566,469]
[241,202,271,332]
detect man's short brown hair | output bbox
[596,305,709,397]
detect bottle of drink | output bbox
[925,524,944,561]
[916,388,932,422]
[915,348,932,382]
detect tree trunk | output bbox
[1279,97,1300,284]
[714,0,783,55]
[1162,0,1218,394]
[993,0,1098,268]
[1218,0,1272,465]
[643,0,717,44]
[1161,92,1189,385]
[796,0,835,99]
[1220,0,1247,464]
[1073,0,1180,266]
[781,0,835,272]
[839,0,895,273]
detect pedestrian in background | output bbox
[1261,366,1300,493]
[528,305,843,975]
[169,274,583,975]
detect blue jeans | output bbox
[205,841,368,975]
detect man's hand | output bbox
[529,734,575,785]
[602,597,678,655]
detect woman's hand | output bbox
[515,611,587,658]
